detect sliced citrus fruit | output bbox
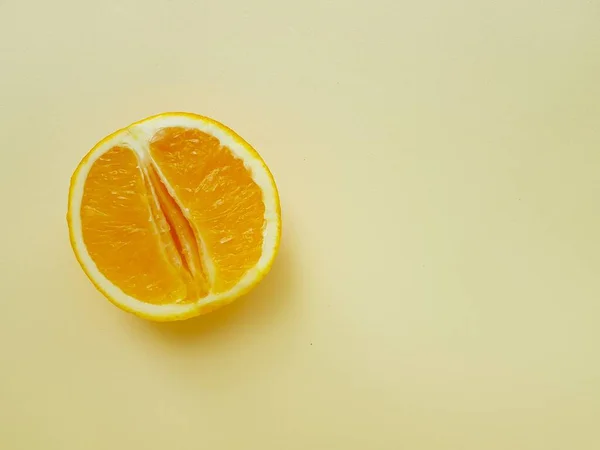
[67,113,281,321]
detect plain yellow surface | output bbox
[1,0,599,448]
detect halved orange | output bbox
[67,113,281,321]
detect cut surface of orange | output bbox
[68,113,281,321]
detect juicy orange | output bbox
[67,113,281,321]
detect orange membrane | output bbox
[79,128,265,304]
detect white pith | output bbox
[68,114,281,320]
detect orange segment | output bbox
[146,164,209,299]
[80,146,188,304]
[149,127,265,293]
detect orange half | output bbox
[67,113,281,321]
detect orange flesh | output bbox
[79,127,265,304]
[149,127,265,293]
[80,146,188,304]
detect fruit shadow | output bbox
[141,240,295,342]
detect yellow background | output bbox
[1,0,599,448]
